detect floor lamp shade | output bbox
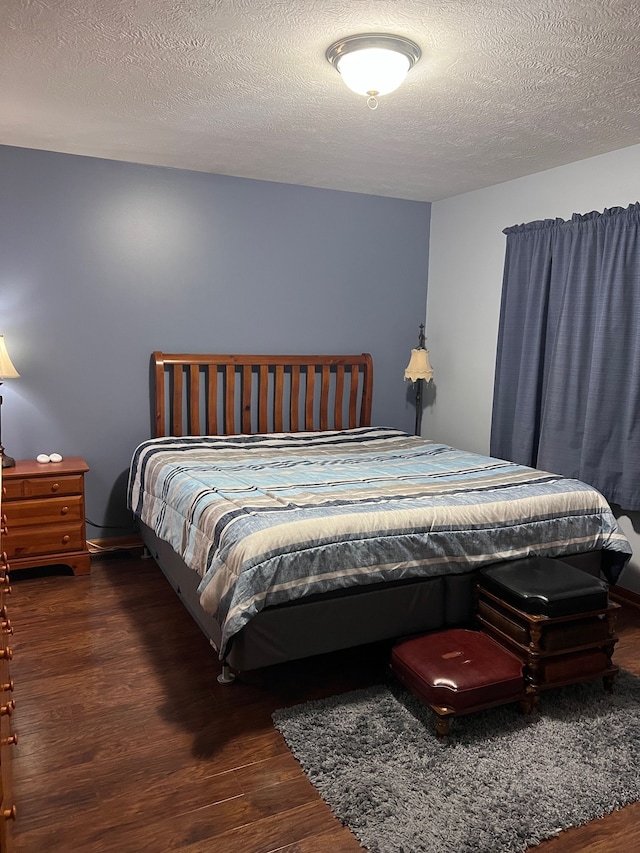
[404,348,434,382]
[0,335,20,468]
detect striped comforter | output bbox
[128,427,631,654]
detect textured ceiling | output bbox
[2,0,640,201]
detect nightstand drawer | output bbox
[1,483,21,502]
[2,474,84,501]
[3,523,86,559]
[4,496,83,528]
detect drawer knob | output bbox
[61,505,69,515]
[0,680,14,693]
[51,482,60,492]
[62,535,70,544]
[1,619,13,634]
[0,648,13,661]
[0,701,15,717]
[2,805,16,821]
[1,732,18,747]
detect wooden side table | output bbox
[1,458,91,576]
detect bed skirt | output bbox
[140,522,603,672]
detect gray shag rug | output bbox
[272,670,640,853]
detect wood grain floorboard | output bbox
[5,554,640,852]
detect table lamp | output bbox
[0,335,20,468]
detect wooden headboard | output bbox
[152,352,373,438]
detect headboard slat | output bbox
[304,367,315,431]
[348,365,359,428]
[290,365,300,432]
[152,352,373,438]
[274,365,284,433]
[172,365,183,436]
[258,365,269,433]
[206,365,218,434]
[224,365,235,433]
[334,365,345,430]
[189,364,200,434]
[320,365,330,431]
[241,365,252,434]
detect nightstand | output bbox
[1,457,91,576]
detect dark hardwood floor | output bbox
[6,554,640,853]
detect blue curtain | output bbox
[490,203,640,510]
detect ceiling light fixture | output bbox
[326,33,421,110]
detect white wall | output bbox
[426,143,640,592]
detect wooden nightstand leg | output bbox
[70,555,91,576]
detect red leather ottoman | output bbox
[390,628,529,736]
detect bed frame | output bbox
[141,350,603,678]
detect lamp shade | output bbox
[404,348,434,382]
[0,335,19,380]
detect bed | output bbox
[128,351,632,678]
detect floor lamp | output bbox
[404,324,434,436]
[0,335,20,469]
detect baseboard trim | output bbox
[610,584,640,610]
[88,534,145,556]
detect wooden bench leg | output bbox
[519,686,538,715]
[433,710,452,737]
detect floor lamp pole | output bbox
[414,378,423,436]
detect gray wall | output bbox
[426,143,640,592]
[0,145,431,539]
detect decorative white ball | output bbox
[36,454,50,463]
[49,453,63,463]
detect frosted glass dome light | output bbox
[326,34,421,109]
